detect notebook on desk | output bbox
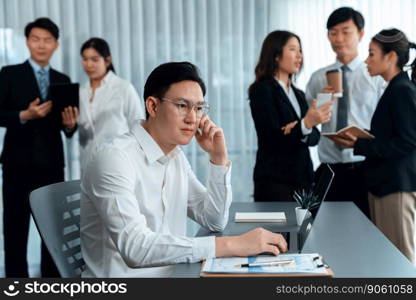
[234,212,286,222]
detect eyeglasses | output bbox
[160,97,209,118]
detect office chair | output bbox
[29,180,85,277]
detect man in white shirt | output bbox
[81,62,287,277]
[306,7,384,218]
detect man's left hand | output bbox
[195,114,229,166]
[62,106,79,130]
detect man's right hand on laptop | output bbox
[215,227,288,257]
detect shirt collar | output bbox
[28,58,50,73]
[101,70,114,85]
[132,122,180,165]
[275,77,293,92]
[335,55,361,71]
[277,79,289,89]
[87,71,114,90]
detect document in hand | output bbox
[322,125,375,140]
[201,253,333,277]
[234,212,286,223]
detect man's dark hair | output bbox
[25,17,59,40]
[326,7,364,31]
[143,62,206,119]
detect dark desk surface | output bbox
[172,202,416,278]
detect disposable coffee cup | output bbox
[316,93,332,107]
[326,69,343,97]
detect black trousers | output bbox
[315,162,370,218]
[254,181,303,202]
[2,164,63,278]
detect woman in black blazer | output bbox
[249,30,332,202]
[333,29,416,263]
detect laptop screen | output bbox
[298,164,335,252]
[312,164,335,210]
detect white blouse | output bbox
[78,71,145,170]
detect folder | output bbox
[322,125,374,140]
[200,253,333,277]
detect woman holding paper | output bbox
[78,38,144,171]
[332,29,416,263]
[248,30,333,202]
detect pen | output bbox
[238,259,295,268]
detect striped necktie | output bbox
[38,68,48,100]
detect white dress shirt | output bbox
[78,71,145,170]
[80,123,232,277]
[306,56,385,163]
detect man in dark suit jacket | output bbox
[0,18,78,277]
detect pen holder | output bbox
[295,207,311,226]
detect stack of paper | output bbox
[234,212,286,223]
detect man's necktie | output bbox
[335,65,349,150]
[38,68,48,100]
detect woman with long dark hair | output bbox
[249,30,332,202]
[78,38,144,171]
[333,28,416,263]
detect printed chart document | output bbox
[322,125,375,140]
[201,253,333,277]
[234,212,286,223]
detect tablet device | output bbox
[49,83,79,113]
